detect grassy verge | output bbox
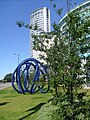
[0,86,90,120]
[0,86,52,120]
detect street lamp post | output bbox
[14,53,20,65]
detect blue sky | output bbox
[0,0,87,79]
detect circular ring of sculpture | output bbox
[12,58,50,94]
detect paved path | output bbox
[0,82,12,90]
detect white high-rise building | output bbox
[30,7,50,59]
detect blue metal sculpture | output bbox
[12,58,50,94]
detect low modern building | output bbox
[59,1,90,29]
[59,1,90,88]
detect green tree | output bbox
[32,1,90,119]
[85,55,90,86]
[4,73,12,82]
[17,0,90,119]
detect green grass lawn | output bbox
[0,86,90,120]
[0,86,52,120]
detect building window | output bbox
[46,8,49,18]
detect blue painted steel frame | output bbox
[12,58,50,94]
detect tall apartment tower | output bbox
[30,7,50,59]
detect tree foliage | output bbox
[16,0,90,119]
[4,73,12,82]
[32,3,90,120]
